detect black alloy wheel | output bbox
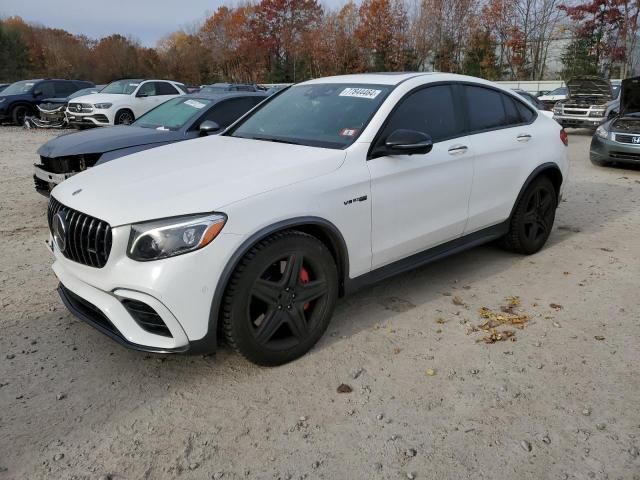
[502,176,557,254]
[222,231,338,366]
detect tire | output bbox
[222,230,338,366]
[11,105,31,126]
[114,110,134,125]
[502,176,557,255]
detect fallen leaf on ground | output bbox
[506,296,521,307]
[478,307,530,330]
[549,303,563,310]
[600,247,613,252]
[337,384,353,394]
[435,317,447,324]
[392,347,402,354]
[426,368,436,376]
[452,296,466,306]
[476,329,516,344]
[594,336,605,341]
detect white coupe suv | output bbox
[48,73,569,365]
[66,79,186,127]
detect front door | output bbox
[367,84,474,268]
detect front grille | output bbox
[610,151,640,161]
[563,109,588,116]
[121,299,172,337]
[615,134,640,145]
[40,154,101,173]
[68,102,93,113]
[48,197,112,268]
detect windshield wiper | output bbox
[235,135,303,146]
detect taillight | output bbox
[560,129,568,146]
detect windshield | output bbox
[230,83,392,149]
[101,80,142,95]
[2,80,37,95]
[69,88,97,99]
[134,97,212,130]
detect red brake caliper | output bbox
[299,267,310,310]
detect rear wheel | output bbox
[115,110,134,125]
[222,231,338,366]
[11,105,31,126]
[502,176,557,254]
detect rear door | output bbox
[367,83,474,268]
[462,84,540,233]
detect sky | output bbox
[0,0,341,47]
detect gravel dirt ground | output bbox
[0,126,639,480]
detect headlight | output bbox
[128,213,227,261]
[93,103,112,109]
[595,125,609,139]
[553,103,562,114]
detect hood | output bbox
[70,93,132,104]
[38,125,180,158]
[51,135,346,226]
[567,76,612,99]
[620,76,640,115]
[611,116,640,133]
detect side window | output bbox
[380,85,461,143]
[202,98,258,128]
[36,81,56,97]
[138,82,157,97]
[155,82,179,95]
[515,99,535,123]
[54,81,77,97]
[502,95,521,125]
[464,85,506,131]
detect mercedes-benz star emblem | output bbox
[52,212,67,253]
[76,104,82,112]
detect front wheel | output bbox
[502,176,557,254]
[222,231,338,366]
[114,110,134,125]
[11,105,31,126]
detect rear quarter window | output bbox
[465,85,535,132]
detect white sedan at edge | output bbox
[48,72,569,366]
[66,78,186,127]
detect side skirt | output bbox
[343,221,509,295]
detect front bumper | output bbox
[554,114,605,128]
[50,224,245,354]
[66,110,112,126]
[34,164,77,188]
[590,135,640,164]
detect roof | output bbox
[299,72,501,87]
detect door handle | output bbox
[448,145,468,155]
[517,133,532,142]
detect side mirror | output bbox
[136,92,148,98]
[199,120,220,135]
[33,90,43,97]
[380,129,433,156]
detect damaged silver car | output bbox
[590,76,640,166]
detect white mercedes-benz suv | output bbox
[48,73,569,365]
[66,79,186,127]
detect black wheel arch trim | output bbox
[509,163,563,220]
[187,216,350,354]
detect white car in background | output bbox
[49,73,568,365]
[66,79,186,127]
[538,87,568,109]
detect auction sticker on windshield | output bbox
[339,88,382,99]
[185,100,206,109]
